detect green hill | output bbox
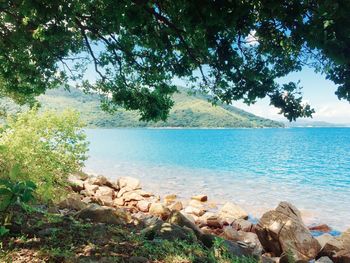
[1,87,284,128]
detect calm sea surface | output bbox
[84,128,350,231]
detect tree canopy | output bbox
[0,0,349,121]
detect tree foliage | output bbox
[0,108,88,201]
[0,1,349,121]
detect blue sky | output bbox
[81,54,350,123]
[232,67,350,123]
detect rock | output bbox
[58,194,86,211]
[137,200,151,212]
[180,212,196,224]
[84,183,99,196]
[218,202,248,223]
[117,186,132,198]
[167,211,202,238]
[191,195,208,202]
[232,218,254,232]
[261,254,280,263]
[134,189,153,198]
[200,226,213,234]
[75,204,131,224]
[317,233,334,248]
[123,192,144,202]
[255,202,321,261]
[213,238,259,258]
[67,174,85,192]
[94,195,114,206]
[95,186,115,198]
[149,203,171,220]
[168,201,183,211]
[188,199,205,208]
[113,197,125,206]
[206,215,222,228]
[223,226,240,240]
[184,206,205,217]
[129,256,149,263]
[317,228,350,263]
[142,221,196,242]
[88,175,108,186]
[164,194,177,202]
[81,196,92,204]
[94,186,115,206]
[316,256,334,263]
[309,224,332,233]
[117,177,141,190]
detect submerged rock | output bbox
[255,202,321,262]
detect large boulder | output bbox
[316,233,334,249]
[255,202,321,262]
[117,177,141,190]
[75,204,131,224]
[317,228,350,263]
[218,202,248,223]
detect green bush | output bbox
[0,108,88,201]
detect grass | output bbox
[0,207,258,263]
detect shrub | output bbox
[0,108,88,201]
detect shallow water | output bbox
[84,128,350,231]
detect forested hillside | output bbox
[1,87,283,128]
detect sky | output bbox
[81,49,350,124]
[231,67,350,124]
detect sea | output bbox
[84,127,350,232]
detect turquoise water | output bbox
[84,128,350,231]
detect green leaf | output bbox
[0,226,9,237]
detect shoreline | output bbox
[75,172,344,237]
[84,166,349,233]
[60,173,350,262]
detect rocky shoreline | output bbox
[60,173,350,263]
